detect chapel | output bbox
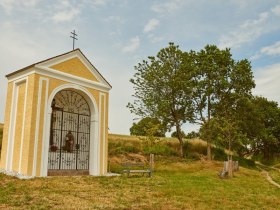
[0,49,111,178]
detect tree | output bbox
[171,130,186,138]
[200,101,250,177]
[130,117,167,137]
[248,97,280,160]
[127,43,195,156]
[186,131,200,139]
[192,45,255,160]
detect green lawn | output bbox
[0,160,279,209]
[270,169,280,185]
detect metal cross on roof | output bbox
[70,30,78,50]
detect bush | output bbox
[171,131,186,138]
[143,144,177,156]
[212,147,227,161]
[108,141,140,155]
[233,156,255,168]
[184,152,201,160]
[188,143,207,155]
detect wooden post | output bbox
[233,161,239,172]
[224,161,228,172]
[228,158,233,177]
[149,154,154,173]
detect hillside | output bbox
[107,133,254,169]
[0,133,279,209]
[0,153,280,209]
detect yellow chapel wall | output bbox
[20,74,37,175]
[11,81,27,171]
[0,82,14,169]
[1,70,109,177]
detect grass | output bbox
[0,160,279,209]
[274,163,280,169]
[257,164,280,186]
[0,132,278,209]
[269,169,280,185]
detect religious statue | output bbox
[64,130,74,152]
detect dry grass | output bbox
[0,159,280,209]
[0,133,277,209]
[0,123,3,130]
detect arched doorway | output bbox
[48,90,91,175]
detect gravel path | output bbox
[256,162,280,189]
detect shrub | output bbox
[188,142,207,155]
[184,152,201,160]
[108,141,140,155]
[233,156,255,168]
[212,147,227,161]
[143,144,177,156]
[212,147,255,168]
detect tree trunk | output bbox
[179,139,184,157]
[228,157,233,178]
[207,142,211,161]
[228,137,233,177]
[206,100,212,161]
[175,123,184,157]
[264,145,270,161]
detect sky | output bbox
[0,0,280,135]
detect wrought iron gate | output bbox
[48,90,91,170]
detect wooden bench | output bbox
[121,162,152,177]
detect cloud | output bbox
[218,12,269,49]
[90,0,108,6]
[250,41,280,60]
[219,3,280,49]
[51,0,80,23]
[151,0,184,14]
[52,8,80,23]
[272,4,280,16]
[148,34,165,43]
[103,15,124,24]
[260,41,280,56]
[122,36,140,53]
[253,63,280,103]
[0,0,40,13]
[143,18,160,33]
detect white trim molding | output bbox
[8,67,110,93]
[18,77,29,174]
[33,77,49,177]
[6,77,28,172]
[102,93,107,175]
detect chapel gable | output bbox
[50,57,99,82]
